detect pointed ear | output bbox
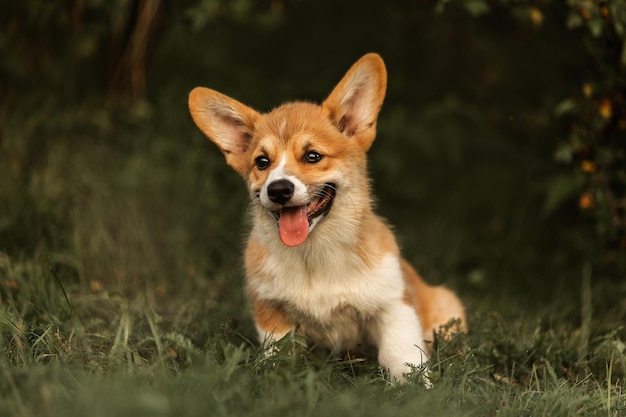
[189,87,260,174]
[322,53,387,150]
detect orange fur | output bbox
[189,53,465,379]
[401,259,466,344]
[250,294,294,339]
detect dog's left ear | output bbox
[323,53,387,151]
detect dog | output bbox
[188,53,465,379]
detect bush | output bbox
[440,0,626,269]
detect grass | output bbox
[1,260,625,417]
[1,95,625,416]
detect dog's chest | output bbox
[292,304,371,351]
[251,250,405,342]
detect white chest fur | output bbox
[250,242,406,348]
[254,249,403,317]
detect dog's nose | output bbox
[267,180,294,204]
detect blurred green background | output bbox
[1,0,625,328]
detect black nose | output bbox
[267,180,294,204]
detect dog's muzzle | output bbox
[263,182,336,247]
[269,182,336,225]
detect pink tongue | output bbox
[278,205,309,246]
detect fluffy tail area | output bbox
[418,285,466,340]
[400,258,466,343]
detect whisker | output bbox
[310,183,336,199]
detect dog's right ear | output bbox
[189,87,260,174]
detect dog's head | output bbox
[189,53,387,247]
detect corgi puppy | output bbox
[189,53,465,379]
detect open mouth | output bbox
[271,183,336,225]
[271,183,336,247]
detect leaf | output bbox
[588,17,605,37]
[543,174,580,215]
[464,0,490,16]
[554,143,574,164]
[554,99,577,117]
[566,11,584,29]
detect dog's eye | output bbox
[255,156,271,170]
[304,151,323,164]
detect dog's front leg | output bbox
[371,302,429,380]
[250,293,295,350]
